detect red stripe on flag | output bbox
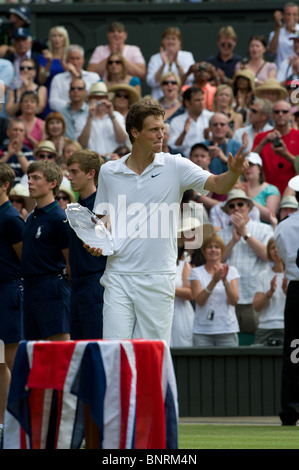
[119,344,133,449]
[29,389,46,449]
[133,340,166,449]
[27,341,77,390]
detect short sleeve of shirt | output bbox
[5,214,25,245]
[54,214,70,250]
[175,156,211,196]
[188,266,203,282]
[254,268,271,294]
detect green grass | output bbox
[178,425,299,449]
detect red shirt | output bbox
[253,128,297,195]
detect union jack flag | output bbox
[3,339,178,449]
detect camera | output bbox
[273,137,282,147]
[241,57,249,65]
[207,309,214,321]
[97,102,103,107]
[197,64,207,71]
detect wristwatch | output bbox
[244,232,252,241]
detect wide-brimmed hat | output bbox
[34,140,58,157]
[232,69,256,90]
[108,83,140,104]
[288,175,299,192]
[9,183,35,213]
[57,185,76,203]
[279,195,298,210]
[88,81,114,101]
[246,152,263,166]
[221,189,254,214]
[253,78,288,100]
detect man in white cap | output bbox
[49,45,100,111]
[78,81,127,155]
[275,174,299,426]
[278,194,299,221]
[218,188,273,334]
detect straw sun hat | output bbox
[253,78,288,100]
[221,189,254,214]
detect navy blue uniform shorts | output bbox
[23,273,71,340]
[0,280,24,344]
[70,272,104,340]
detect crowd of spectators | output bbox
[1,5,299,327]
[2,2,299,434]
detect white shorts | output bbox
[100,271,176,345]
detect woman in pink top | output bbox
[87,21,146,81]
[19,91,45,150]
[235,35,277,87]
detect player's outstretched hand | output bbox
[227,145,249,176]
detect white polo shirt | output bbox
[268,24,299,67]
[275,209,299,281]
[168,109,213,158]
[88,111,126,154]
[94,152,211,274]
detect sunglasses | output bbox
[161,80,177,86]
[115,92,129,99]
[250,108,259,114]
[10,197,24,203]
[219,42,234,48]
[56,195,69,201]
[273,109,289,114]
[228,201,245,210]
[37,153,55,160]
[108,60,121,65]
[20,66,35,71]
[70,86,85,91]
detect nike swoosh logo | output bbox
[151,173,161,178]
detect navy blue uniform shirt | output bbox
[68,191,107,278]
[0,201,25,281]
[206,52,242,79]
[21,200,69,278]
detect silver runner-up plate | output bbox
[65,203,114,256]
